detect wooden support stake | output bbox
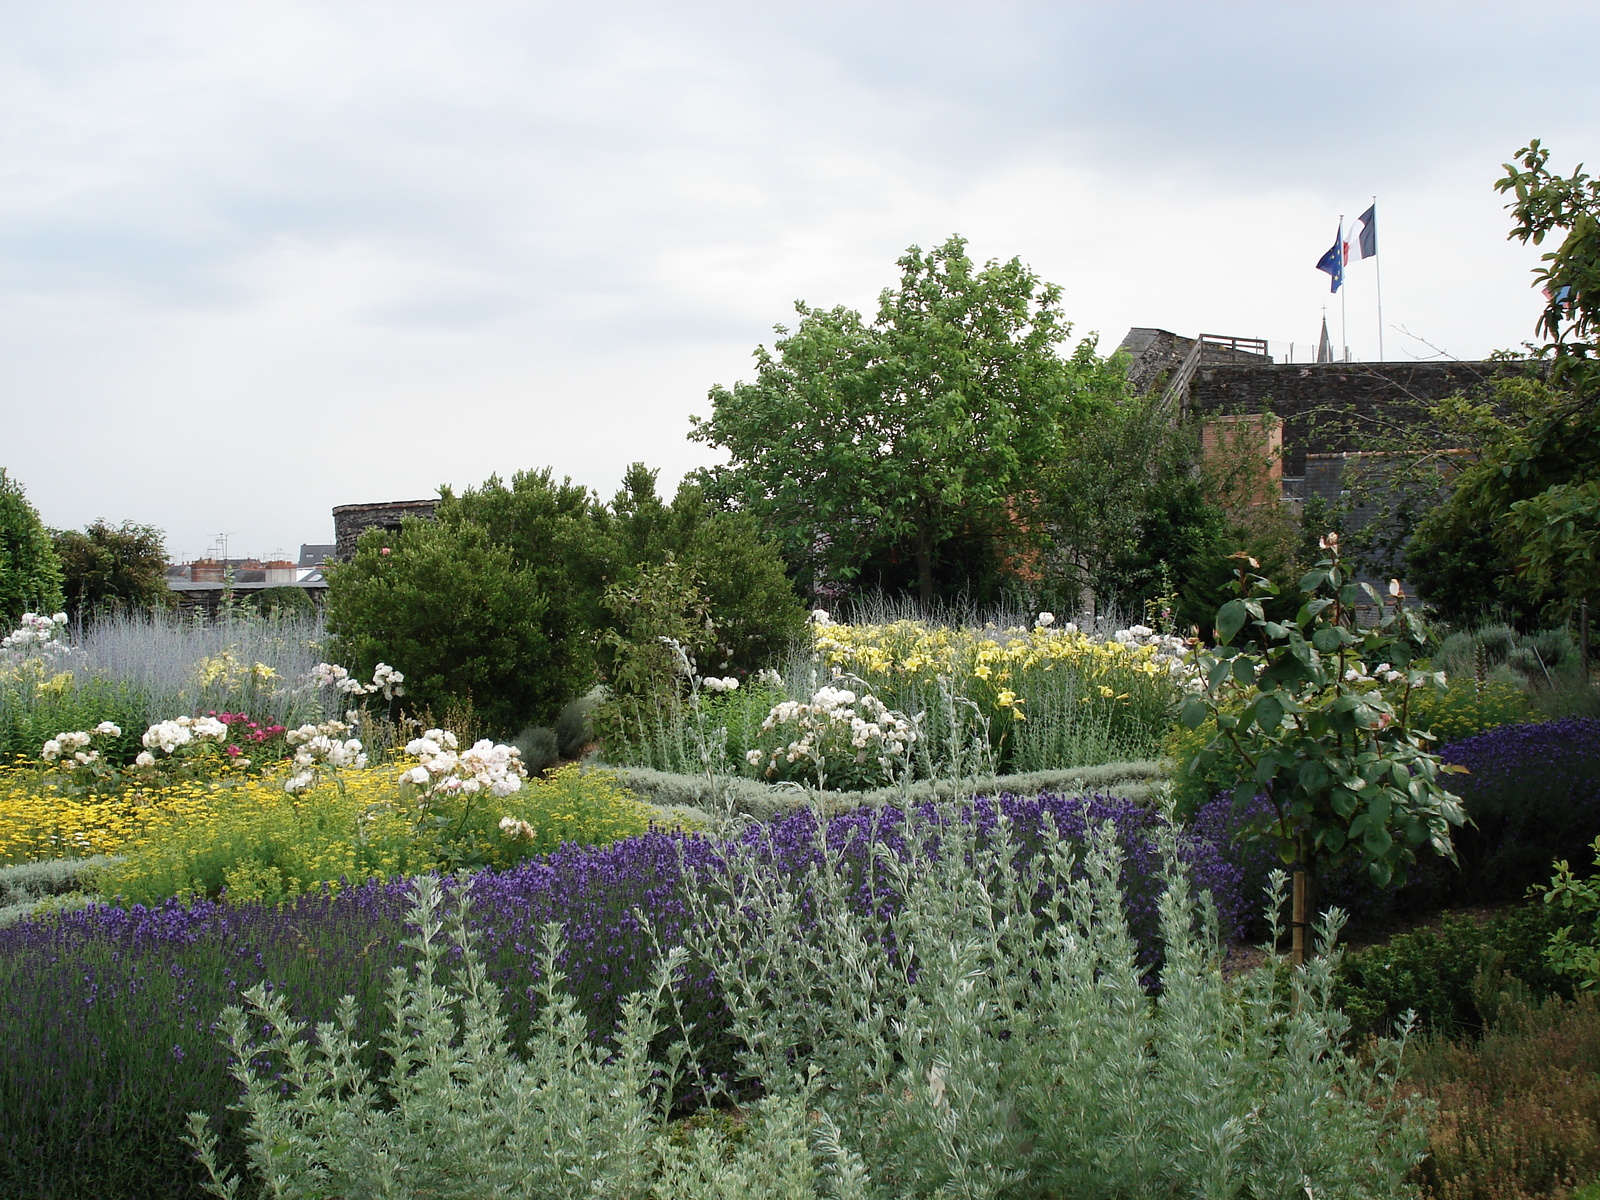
[1291,869,1308,967]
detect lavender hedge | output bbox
[1435,717,1600,900]
[0,790,1264,1200]
[1189,718,1600,937]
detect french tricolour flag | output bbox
[1343,204,1377,265]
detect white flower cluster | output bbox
[2,611,67,650]
[1344,668,1408,684]
[400,728,526,799]
[1,612,83,673]
[700,675,740,693]
[40,721,121,766]
[1109,623,1202,691]
[283,721,368,794]
[755,668,783,688]
[310,662,406,700]
[746,685,919,782]
[498,815,537,840]
[139,715,230,762]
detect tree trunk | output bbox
[916,521,934,608]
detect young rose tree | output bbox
[1181,536,1466,962]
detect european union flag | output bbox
[1316,224,1344,293]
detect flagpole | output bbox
[1372,196,1385,361]
[1338,214,1348,360]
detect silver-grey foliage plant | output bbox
[190,811,1428,1199]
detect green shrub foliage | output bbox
[1334,900,1570,1038]
[241,585,315,619]
[52,520,170,620]
[1408,988,1600,1200]
[191,816,1427,1199]
[595,464,806,676]
[0,469,64,625]
[326,465,801,736]
[327,515,585,735]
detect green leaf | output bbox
[1367,794,1391,828]
[1312,627,1345,653]
[1232,656,1258,687]
[1300,569,1329,594]
[1215,598,1249,644]
[1296,758,1329,792]
[1362,824,1393,858]
[1254,693,1284,732]
[1179,696,1208,730]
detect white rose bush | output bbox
[745,684,920,791]
[283,720,369,795]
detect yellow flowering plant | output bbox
[811,616,1190,774]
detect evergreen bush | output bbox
[0,470,63,624]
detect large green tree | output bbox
[0,469,64,625]
[54,519,171,620]
[1406,142,1600,623]
[690,235,1125,605]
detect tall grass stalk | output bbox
[1010,667,1166,771]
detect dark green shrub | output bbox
[554,690,598,758]
[595,465,806,676]
[513,726,559,774]
[242,586,314,619]
[326,517,588,735]
[1334,900,1570,1038]
[0,469,63,624]
[52,520,170,620]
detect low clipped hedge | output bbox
[602,759,1167,821]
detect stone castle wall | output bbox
[332,499,439,560]
[1187,360,1512,476]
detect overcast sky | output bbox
[2,1,1596,562]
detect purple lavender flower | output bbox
[0,790,1254,1199]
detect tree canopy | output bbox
[690,235,1126,605]
[1407,142,1600,623]
[0,469,64,625]
[54,519,171,620]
